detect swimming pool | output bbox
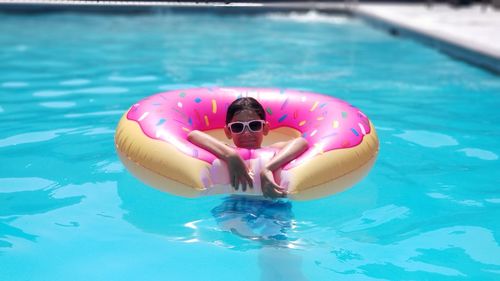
[1,11,499,280]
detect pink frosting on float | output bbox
[126,87,372,170]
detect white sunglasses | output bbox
[227,120,266,134]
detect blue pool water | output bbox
[1,11,499,281]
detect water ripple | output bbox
[485,198,500,204]
[108,75,158,82]
[39,101,76,109]
[394,130,459,148]
[427,190,488,207]
[2,81,29,88]
[14,45,29,52]
[59,79,91,86]
[0,177,55,193]
[318,226,500,277]
[158,84,197,91]
[458,148,498,161]
[95,161,124,173]
[33,86,129,97]
[63,110,123,118]
[0,129,74,148]
[339,205,410,232]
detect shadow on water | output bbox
[0,218,37,248]
[212,196,310,281]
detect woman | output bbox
[188,97,308,199]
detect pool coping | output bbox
[0,1,350,13]
[1,1,499,75]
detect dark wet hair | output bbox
[226,97,266,124]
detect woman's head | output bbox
[225,97,266,124]
[224,97,269,149]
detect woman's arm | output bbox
[266,137,308,172]
[187,130,253,191]
[261,137,309,199]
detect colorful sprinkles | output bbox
[281,98,289,110]
[138,112,149,121]
[310,101,319,112]
[358,123,366,135]
[212,99,217,114]
[194,109,202,124]
[129,88,372,162]
[156,118,166,126]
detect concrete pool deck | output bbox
[352,3,500,74]
[1,1,499,73]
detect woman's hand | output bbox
[187,131,254,191]
[260,168,287,199]
[225,151,253,191]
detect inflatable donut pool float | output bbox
[115,87,379,200]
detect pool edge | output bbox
[1,1,499,75]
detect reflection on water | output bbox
[117,178,310,280]
[212,196,309,281]
[211,196,293,244]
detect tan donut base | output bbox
[115,113,379,200]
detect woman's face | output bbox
[224,109,269,149]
